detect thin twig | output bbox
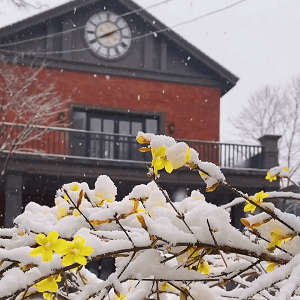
[63,189,95,230]
[117,251,136,280]
[207,219,228,267]
[114,213,135,247]
[155,181,194,235]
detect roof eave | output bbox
[0,0,239,93]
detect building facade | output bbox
[0,0,279,229]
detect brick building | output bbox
[0,0,279,228]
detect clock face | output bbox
[84,11,132,60]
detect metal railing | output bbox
[1,123,264,168]
[180,139,263,169]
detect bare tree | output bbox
[0,61,69,177]
[0,0,42,9]
[231,77,300,177]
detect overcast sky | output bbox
[1,0,300,143]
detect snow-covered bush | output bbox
[0,132,299,300]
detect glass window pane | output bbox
[73,111,86,129]
[119,121,130,135]
[131,122,142,135]
[146,119,158,134]
[103,119,114,133]
[90,118,102,132]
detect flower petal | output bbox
[41,248,53,262]
[62,253,75,266]
[74,254,87,265]
[53,239,70,255]
[36,233,47,246]
[80,245,94,256]
[47,231,59,244]
[30,246,42,258]
[74,236,85,247]
[164,161,173,173]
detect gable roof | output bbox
[0,0,238,94]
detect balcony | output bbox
[1,122,264,169]
[1,123,280,229]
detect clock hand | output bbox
[97,26,129,39]
[98,28,119,39]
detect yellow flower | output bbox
[73,209,81,217]
[36,274,61,292]
[268,228,294,249]
[266,262,279,272]
[70,183,80,191]
[30,231,69,262]
[43,292,56,300]
[94,191,114,207]
[244,190,269,214]
[56,207,67,220]
[115,291,126,300]
[265,172,277,182]
[151,146,173,174]
[265,166,290,182]
[136,136,150,144]
[136,215,147,230]
[138,146,151,152]
[137,136,151,152]
[130,199,146,214]
[240,217,272,229]
[60,236,94,266]
[161,282,170,291]
[197,259,210,275]
[200,172,219,192]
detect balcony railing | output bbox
[1,123,264,168]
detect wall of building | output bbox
[48,68,221,141]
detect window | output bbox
[70,108,160,161]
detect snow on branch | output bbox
[0,133,300,299]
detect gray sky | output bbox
[1,0,300,142]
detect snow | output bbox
[1,134,300,299]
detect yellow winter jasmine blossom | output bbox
[43,292,56,300]
[199,172,219,192]
[240,216,273,229]
[56,207,67,220]
[168,148,191,169]
[266,262,279,272]
[130,199,146,214]
[161,282,170,291]
[138,146,151,152]
[151,146,173,174]
[73,209,81,217]
[115,291,126,300]
[283,166,290,174]
[244,190,269,214]
[94,191,114,207]
[30,231,69,262]
[70,183,80,191]
[136,135,150,144]
[197,259,210,275]
[60,236,94,266]
[268,228,294,250]
[137,135,151,152]
[265,172,277,182]
[36,274,61,292]
[265,166,290,182]
[136,215,147,230]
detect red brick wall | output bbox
[50,69,221,141]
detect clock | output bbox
[84,11,132,59]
